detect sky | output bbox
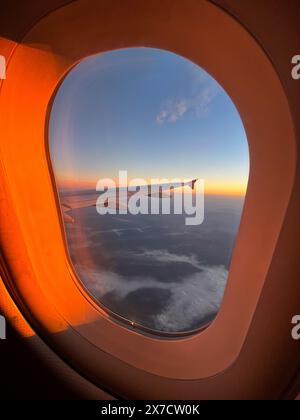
[49,47,249,196]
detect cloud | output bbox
[127,249,202,270]
[153,266,227,331]
[156,100,188,124]
[156,84,219,124]
[74,250,228,332]
[76,267,157,300]
[93,227,144,237]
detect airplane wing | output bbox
[59,179,197,223]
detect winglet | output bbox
[191,179,197,190]
[61,203,75,223]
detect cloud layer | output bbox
[75,249,227,332]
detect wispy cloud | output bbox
[128,249,202,270]
[156,100,189,124]
[156,84,219,124]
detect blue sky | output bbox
[49,47,249,195]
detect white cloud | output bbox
[131,249,202,270]
[153,266,227,331]
[76,267,157,300]
[156,84,219,124]
[74,251,228,332]
[156,99,188,124]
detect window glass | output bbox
[49,48,249,334]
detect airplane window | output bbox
[49,48,249,334]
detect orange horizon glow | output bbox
[57,176,247,197]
